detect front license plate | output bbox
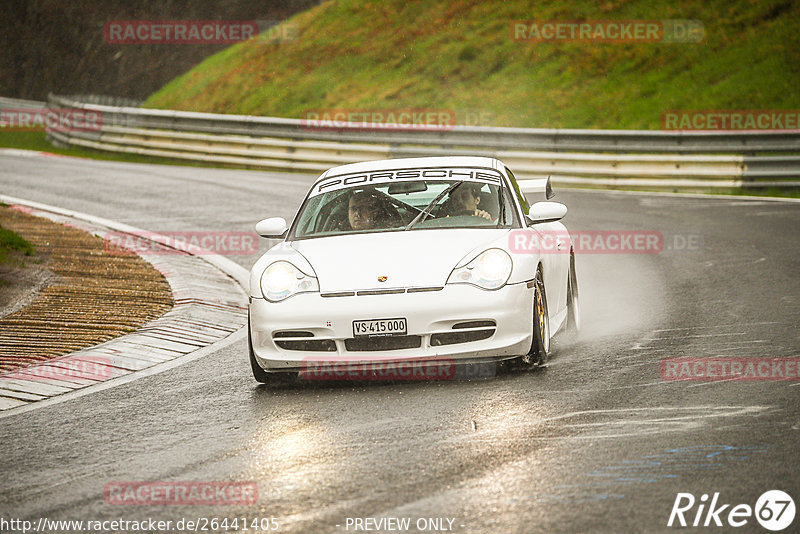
[353,318,407,337]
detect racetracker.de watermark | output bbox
[511,19,704,43]
[660,358,800,382]
[508,230,703,254]
[103,20,296,44]
[2,357,113,382]
[104,481,258,506]
[301,109,457,131]
[0,108,102,132]
[300,358,496,381]
[104,231,259,256]
[662,110,800,131]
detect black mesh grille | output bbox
[273,331,314,338]
[275,339,336,352]
[345,335,422,352]
[430,329,495,346]
[452,320,496,329]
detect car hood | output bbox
[292,229,509,292]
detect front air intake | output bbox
[273,331,336,352]
[430,320,496,346]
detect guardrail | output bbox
[37,94,800,189]
[0,97,47,110]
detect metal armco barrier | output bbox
[0,97,47,110]
[41,94,800,189]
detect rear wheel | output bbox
[522,271,550,367]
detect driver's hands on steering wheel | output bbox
[453,208,493,220]
[474,208,492,220]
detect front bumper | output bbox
[249,282,534,371]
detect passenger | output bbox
[445,183,492,220]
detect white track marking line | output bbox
[685,377,743,388]
[651,322,779,332]
[642,333,747,341]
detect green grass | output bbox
[7,1,800,197]
[144,0,800,129]
[0,223,35,266]
[733,187,800,198]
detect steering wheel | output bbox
[451,209,500,224]
[452,209,478,217]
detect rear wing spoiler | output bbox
[517,176,555,202]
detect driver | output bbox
[348,190,383,230]
[445,183,492,220]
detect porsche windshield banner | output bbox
[312,167,504,196]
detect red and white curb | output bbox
[0,195,249,418]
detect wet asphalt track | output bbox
[0,153,799,533]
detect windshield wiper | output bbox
[404,181,463,231]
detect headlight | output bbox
[260,261,319,302]
[447,249,512,290]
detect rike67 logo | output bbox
[668,490,795,530]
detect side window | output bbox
[294,195,322,236]
[499,187,517,226]
[504,166,530,216]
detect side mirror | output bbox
[528,202,567,223]
[255,217,288,239]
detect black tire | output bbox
[564,252,580,339]
[249,322,297,385]
[522,271,550,367]
[248,324,271,383]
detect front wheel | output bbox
[522,272,550,367]
[249,322,297,385]
[249,325,271,383]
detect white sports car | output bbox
[248,156,578,383]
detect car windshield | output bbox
[291,177,517,239]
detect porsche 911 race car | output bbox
[248,156,578,383]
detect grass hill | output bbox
[144,0,800,129]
